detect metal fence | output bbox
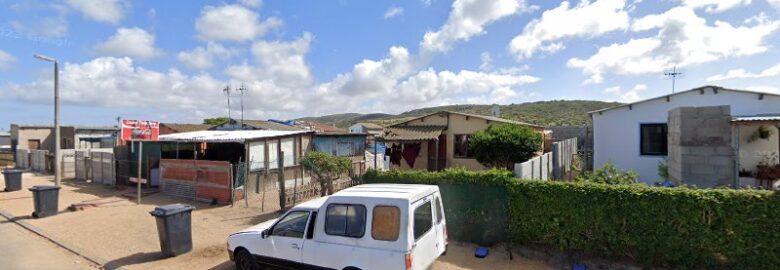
[15,149,29,169]
[514,137,578,180]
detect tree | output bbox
[469,124,542,170]
[203,117,230,126]
[575,162,638,185]
[300,151,352,196]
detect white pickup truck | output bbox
[227,184,448,270]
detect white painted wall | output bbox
[592,87,780,184]
[348,124,365,134]
[737,125,780,172]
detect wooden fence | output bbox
[514,137,578,180]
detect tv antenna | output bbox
[664,66,683,93]
[237,84,247,127]
[223,85,232,121]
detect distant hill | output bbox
[297,100,621,128]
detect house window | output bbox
[640,123,667,156]
[453,134,474,158]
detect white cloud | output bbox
[326,46,415,96]
[10,17,69,38]
[177,43,238,69]
[421,0,530,54]
[770,0,780,8]
[247,32,314,87]
[195,4,282,42]
[422,0,433,7]
[603,84,647,102]
[680,0,752,13]
[384,6,404,19]
[568,6,780,84]
[94,27,161,59]
[509,0,630,60]
[707,62,780,81]
[65,0,126,24]
[239,0,262,8]
[2,57,223,109]
[0,50,16,70]
[479,52,493,70]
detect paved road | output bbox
[0,221,96,270]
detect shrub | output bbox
[575,162,638,185]
[363,169,780,269]
[301,151,352,196]
[509,181,780,269]
[469,124,542,169]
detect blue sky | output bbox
[1,0,780,130]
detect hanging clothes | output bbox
[401,143,421,168]
[390,144,403,165]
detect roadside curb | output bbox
[0,209,128,270]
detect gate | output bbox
[75,150,88,180]
[90,152,115,185]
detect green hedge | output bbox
[362,169,780,269]
[363,168,514,245]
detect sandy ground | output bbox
[0,221,98,270]
[0,172,552,270]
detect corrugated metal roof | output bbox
[732,114,780,122]
[384,125,445,141]
[156,130,312,143]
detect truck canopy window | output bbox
[435,197,444,224]
[372,206,400,241]
[414,201,433,240]
[325,204,366,238]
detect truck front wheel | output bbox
[234,248,260,270]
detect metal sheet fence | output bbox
[90,152,115,185]
[15,150,29,169]
[514,137,578,180]
[30,150,48,172]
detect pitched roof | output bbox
[589,85,780,115]
[296,121,345,133]
[383,125,446,141]
[239,120,303,131]
[389,111,543,128]
[356,122,384,130]
[160,123,213,133]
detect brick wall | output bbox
[667,106,735,187]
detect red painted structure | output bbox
[159,159,243,204]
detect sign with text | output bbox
[121,120,159,141]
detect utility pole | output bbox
[34,54,60,186]
[237,84,247,128]
[664,66,683,93]
[223,85,232,123]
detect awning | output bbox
[383,125,446,141]
[732,114,780,124]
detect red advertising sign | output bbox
[121,120,159,141]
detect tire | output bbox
[234,248,260,270]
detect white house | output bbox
[590,86,780,185]
[348,123,384,136]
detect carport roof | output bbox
[155,130,313,143]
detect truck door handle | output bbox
[291,243,300,250]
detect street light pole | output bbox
[34,54,60,186]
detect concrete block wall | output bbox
[667,105,735,187]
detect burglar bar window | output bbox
[640,123,667,156]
